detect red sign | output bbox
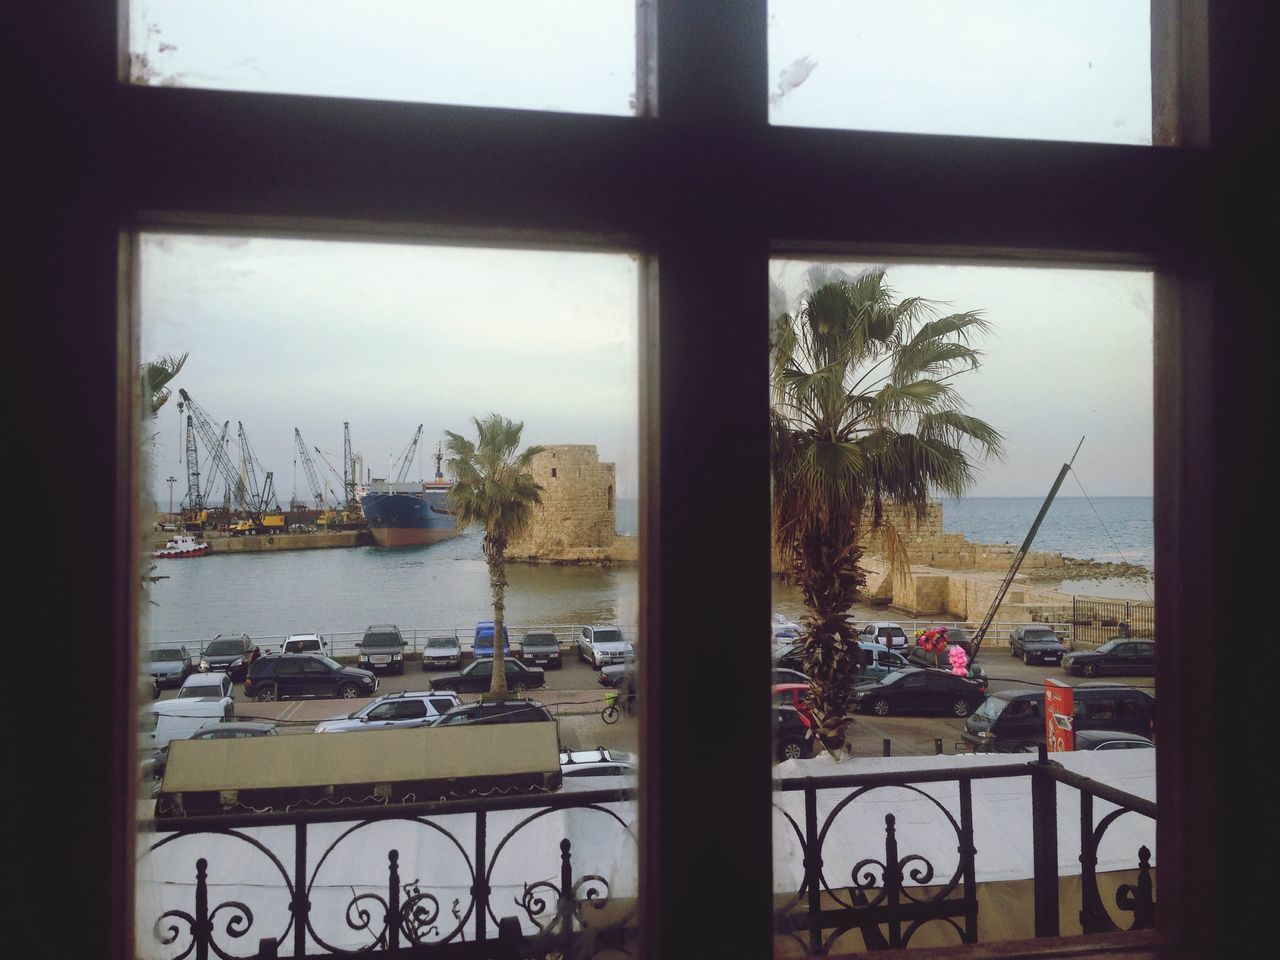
[1044,680,1075,753]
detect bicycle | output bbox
[601,688,636,724]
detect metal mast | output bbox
[294,428,333,507]
[181,411,201,510]
[343,422,358,510]
[969,437,1086,662]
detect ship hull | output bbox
[360,486,459,549]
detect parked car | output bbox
[433,698,555,726]
[857,621,910,652]
[431,658,546,694]
[141,695,235,753]
[904,637,987,683]
[857,641,911,682]
[1062,638,1156,677]
[773,683,815,719]
[599,657,636,688]
[199,633,258,682]
[961,683,1156,752]
[245,653,379,702]
[421,632,462,670]
[357,623,407,675]
[150,721,277,779]
[850,666,987,717]
[314,690,461,733]
[473,621,511,658]
[560,748,637,778]
[1073,729,1156,751]
[576,624,634,669]
[774,642,807,673]
[281,633,329,656]
[147,645,194,688]
[774,705,814,762]
[773,667,810,686]
[520,630,563,668]
[1009,624,1069,665]
[176,671,234,703]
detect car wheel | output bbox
[255,684,277,703]
[512,680,529,694]
[1082,663,1099,678]
[951,697,973,718]
[1023,652,1031,665]
[871,697,891,717]
[779,738,806,761]
[339,683,360,699]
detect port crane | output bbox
[294,428,339,508]
[392,424,424,482]
[177,390,248,512]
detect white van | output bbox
[142,696,235,752]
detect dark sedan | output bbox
[774,705,814,762]
[1062,638,1156,677]
[850,667,987,718]
[430,658,546,694]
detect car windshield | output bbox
[1024,629,1057,640]
[974,696,1011,720]
[176,681,222,698]
[363,633,400,647]
[150,649,184,662]
[204,639,242,655]
[524,634,556,646]
[593,629,623,644]
[1094,639,1121,653]
[315,656,342,669]
[427,637,457,648]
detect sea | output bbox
[147,497,1152,644]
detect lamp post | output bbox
[166,476,177,515]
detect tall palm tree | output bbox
[771,267,1002,751]
[445,414,544,696]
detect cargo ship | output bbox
[359,450,460,548]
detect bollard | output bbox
[882,738,891,757]
[935,737,944,755]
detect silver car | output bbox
[314,690,461,733]
[147,645,194,688]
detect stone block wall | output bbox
[507,445,617,560]
[858,501,1062,571]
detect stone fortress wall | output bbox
[507,445,633,564]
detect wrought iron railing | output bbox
[138,748,1154,958]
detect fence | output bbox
[137,747,1155,958]
[1070,598,1155,647]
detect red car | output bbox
[772,682,815,720]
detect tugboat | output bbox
[154,535,210,559]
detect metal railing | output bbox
[137,747,1154,959]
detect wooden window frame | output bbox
[13,1,1265,957]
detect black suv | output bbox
[245,653,378,702]
[358,623,407,675]
[961,682,1155,752]
[433,699,555,726]
[199,633,259,682]
[1009,624,1069,665]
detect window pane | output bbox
[770,259,1155,947]
[136,234,641,957]
[769,0,1153,144]
[129,0,640,116]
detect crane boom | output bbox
[294,429,333,507]
[969,437,1085,661]
[178,390,248,509]
[393,424,424,483]
[181,413,201,510]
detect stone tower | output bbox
[507,445,617,561]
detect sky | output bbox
[133,3,1155,503]
[131,0,1151,145]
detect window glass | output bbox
[770,259,1155,948]
[768,0,1153,144]
[136,233,641,956]
[128,0,639,116]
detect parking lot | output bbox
[153,641,1153,759]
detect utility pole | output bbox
[165,476,177,514]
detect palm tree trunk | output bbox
[484,536,509,696]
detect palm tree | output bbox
[771,267,1002,751]
[141,352,188,417]
[445,414,545,696]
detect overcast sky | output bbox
[135,4,1154,503]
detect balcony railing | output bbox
[138,747,1153,958]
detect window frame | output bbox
[15,1,1266,958]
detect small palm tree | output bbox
[446,415,544,696]
[771,267,1002,751]
[141,352,188,417]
